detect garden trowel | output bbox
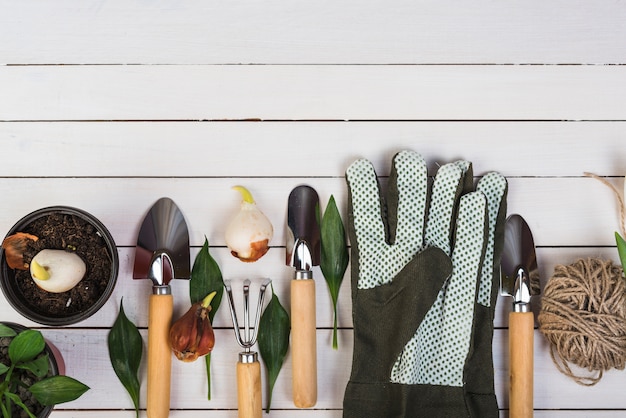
[134,197,190,418]
[286,185,320,408]
[501,214,540,418]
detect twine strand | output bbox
[583,172,626,238]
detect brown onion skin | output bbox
[2,232,39,269]
[169,301,215,362]
[230,239,270,263]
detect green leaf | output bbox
[9,329,45,364]
[16,353,49,378]
[189,237,224,400]
[190,238,224,320]
[0,363,9,375]
[258,286,290,413]
[0,324,17,338]
[0,398,11,418]
[320,195,349,349]
[5,391,37,418]
[30,375,89,405]
[108,299,142,417]
[616,232,626,272]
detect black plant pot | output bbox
[0,206,119,325]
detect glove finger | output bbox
[346,158,388,289]
[424,161,470,254]
[346,157,386,245]
[455,160,474,194]
[438,191,489,385]
[476,172,508,307]
[386,151,428,249]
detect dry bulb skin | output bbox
[170,292,217,362]
[2,232,39,269]
[225,186,273,262]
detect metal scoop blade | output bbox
[500,213,540,309]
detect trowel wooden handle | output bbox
[236,360,262,418]
[291,279,317,408]
[147,294,173,418]
[509,311,534,418]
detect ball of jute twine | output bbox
[538,258,626,386]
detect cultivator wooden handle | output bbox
[237,359,262,418]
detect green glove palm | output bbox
[343,151,507,418]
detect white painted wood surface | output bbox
[2,0,626,64]
[2,0,626,416]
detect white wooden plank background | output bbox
[2,0,626,64]
[2,0,626,416]
[2,66,626,120]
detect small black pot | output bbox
[0,206,119,325]
[0,322,63,418]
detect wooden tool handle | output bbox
[147,294,173,418]
[509,311,534,418]
[291,279,317,408]
[237,361,262,418]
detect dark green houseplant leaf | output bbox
[30,375,90,405]
[16,354,50,378]
[320,195,349,349]
[9,329,45,364]
[4,392,31,417]
[189,237,224,400]
[108,299,143,418]
[258,286,290,413]
[0,324,17,338]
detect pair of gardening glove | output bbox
[343,150,507,418]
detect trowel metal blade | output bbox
[286,185,321,269]
[133,197,190,284]
[500,214,540,297]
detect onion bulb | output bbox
[225,186,273,262]
[30,249,86,293]
[169,291,216,362]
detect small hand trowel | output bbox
[286,185,320,408]
[501,214,540,418]
[134,197,190,418]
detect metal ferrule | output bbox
[239,351,258,364]
[152,285,171,295]
[295,270,313,280]
[513,302,531,313]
